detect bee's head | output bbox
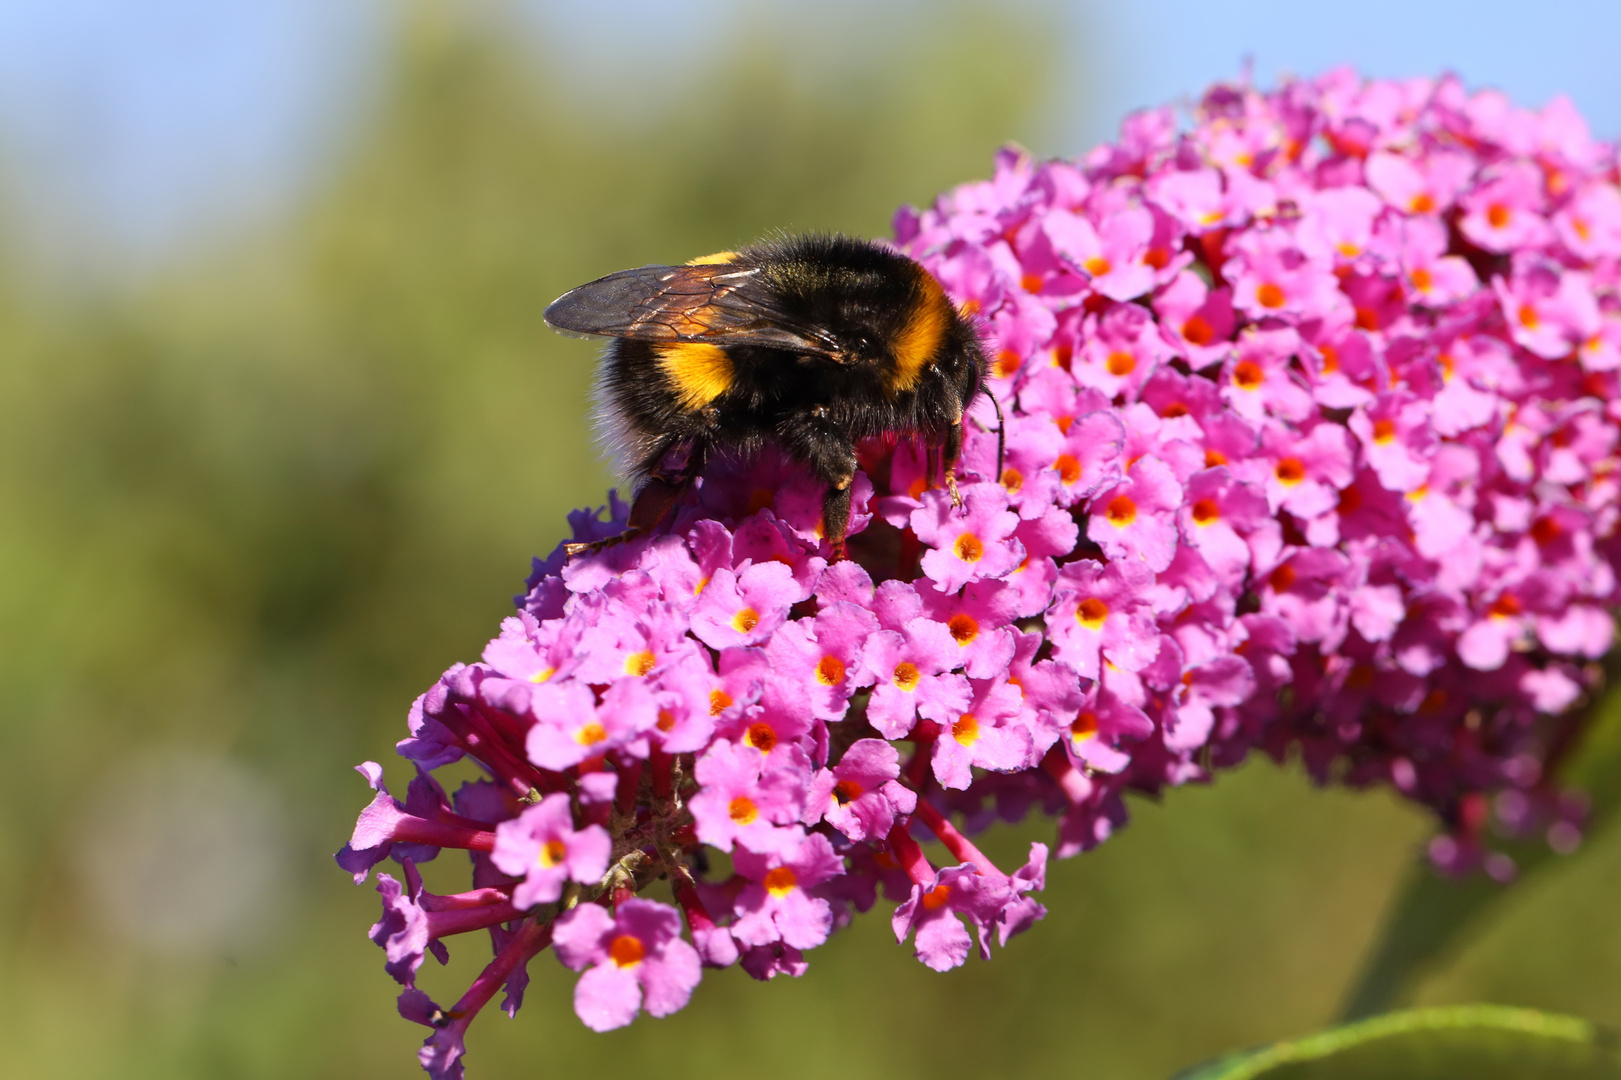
[766,235,986,404]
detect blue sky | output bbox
[0,0,1616,273]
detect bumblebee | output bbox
[543,233,993,558]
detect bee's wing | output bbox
[544,264,839,356]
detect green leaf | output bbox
[1341,660,1621,1020]
[1174,1005,1621,1080]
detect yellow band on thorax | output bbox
[888,272,950,394]
[655,342,734,410]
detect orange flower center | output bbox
[994,350,1022,378]
[1372,417,1397,444]
[1233,360,1264,389]
[954,533,985,562]
[1055,454,1082,484]
[609,934,645,968]
[816,655,846,686]
[1182,314,1215,346]
[952,714,980,746]
[728,796,758,825]
[1274,457,1306,485]
[539,839,567,868]
[1409,266,1433,293]
[1410,192,1436,214]
[1489,593,1523,618]
[1486,203,1511,228]
[575,721,608,746]
[922,885,953,911]
[1070,711,1099,743]
[624,650,656,677]
[1255,282,1286,309]
[709,689,733,717]
[764,866,798,897]
[1271,562,1297,592]
[745,721,778,753]
[1076,597,1109,629]
[1001,467,1024,492]
[893,661,922,691]
[1106,351,1136,376]
[732,608,760,634]
[1191,498,1220,525]
[947,612,979,645]
[1105,495,1137,527]
[833,779,862,805]
[1083,255,1111,277]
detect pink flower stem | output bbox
[424,900,526,940]
[901,725,937,791]
[650,749,674,800]
[885,821,936,888]
[1042,745,1093,805]
[438,916,552,1027]
[616,758,645,816]
[390,815,497,852]
[671,874,720,934]
[910,797,1003,878]
[421,887,513,912]
[448,704,554,796]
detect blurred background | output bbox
[2,1,1619,1077]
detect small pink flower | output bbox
[912,484,1024,593]
[805,738,917,842]
[490,794,612,910]
[1086,456,1183,572]
[1458,161,1551,252]
[553,900,701,1032]
[1043,202,1158,300]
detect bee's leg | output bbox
[923,437,942,492]
[566,437,700,557]
[779,410,858,560]
[941,414,965,507]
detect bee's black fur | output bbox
[547,233,989,555]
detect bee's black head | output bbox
[755,234,986,405]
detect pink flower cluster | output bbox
[341,69,1621,1079]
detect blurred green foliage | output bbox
[1,5,1617,1079]
[1176,1005,1621,1080]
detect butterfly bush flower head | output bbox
[341,70,1621,1077]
